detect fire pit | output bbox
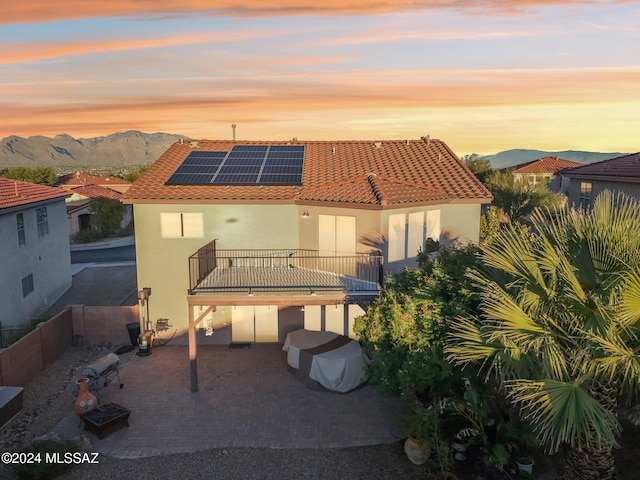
[80,403,131,439]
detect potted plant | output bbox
[515,455,534,475]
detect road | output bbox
[70,244,136,263]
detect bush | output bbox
[14,439,80,480]
[72,229,104,243]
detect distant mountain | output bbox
[486,149,627,170]
[0,131,187,169]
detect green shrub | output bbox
[14,439,80,480]
[72,229,104,243]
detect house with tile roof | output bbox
[562,152,640,209]
[0,178,71,338]
[56,173,132,236]
[512,156,584,193]
[122,138,492,391]
[64,184,132,236]
[55,172,132,194]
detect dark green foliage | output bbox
[1,166,58,185]
[72,229,105,243]
[123,164,148,182]
[484,169,565,223]
[461,153,492,183]
[15,439,79,480]
[88,197,126,234]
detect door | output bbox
[232,305,278,342]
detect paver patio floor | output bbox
[54,344,407,457]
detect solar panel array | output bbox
[165,145,305,185]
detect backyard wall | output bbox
[0,305,139,387]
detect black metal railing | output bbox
[188,247,382,294]
[189,239,217,290]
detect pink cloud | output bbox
[5,1,628,25]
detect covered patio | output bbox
[186,243,382,392]
[54,344,406,457]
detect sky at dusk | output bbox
[2,1,639,155]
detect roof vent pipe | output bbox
[332,147,336,155]
[232,124,237,141]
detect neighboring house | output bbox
[512,157,583,193]
[64,184,132,236]
[563,152,640,209]
[122,139,492,390]
[55,172,132,194]
[0,178,71,338]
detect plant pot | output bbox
[404,437,430,465]
[73,378,97,415]
[516,457,534,475]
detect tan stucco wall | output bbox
[134,203,301,333]
[134,201,482,336]
[0,200,72,328]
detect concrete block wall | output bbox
[0,305,139,387]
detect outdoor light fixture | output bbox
[248,288,254,296]
[309,289,316,296]
[302,210,309,218]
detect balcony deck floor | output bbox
[192,266,379,295]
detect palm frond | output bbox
[506,379,619,453]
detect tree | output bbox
[484,169,564,223]
[88,197,126,234]
[123,165,148,183]
[461,153,492,183]
[1,166,57,185]
[446,191,640,480]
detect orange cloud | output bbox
[1,29,302,64]
[6,1,629,25]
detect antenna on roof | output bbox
[232,124,237,141]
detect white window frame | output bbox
[36,207,49,237]
[22,273,34,297]
[17,213,26,246]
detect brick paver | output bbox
[55,344,406,457]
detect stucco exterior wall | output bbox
[567,178,640,207]
[134,201,482,335]
[0,200,72,328]
[134,203,300,331]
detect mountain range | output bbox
[0,131,626,170]
[0,131,186,169]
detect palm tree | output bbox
[446,190,640,479]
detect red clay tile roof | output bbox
[0,177,70,210]
[123,139,492,206]
[513,157,584,174]
[562,152,640,179]
[56,172,131,188]
[68,184,123,200]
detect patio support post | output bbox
[189,304,214,393]
[188,305,197,392]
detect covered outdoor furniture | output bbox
[283,329,369,393]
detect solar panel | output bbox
[166,145,305,185]
[210,145,305,185]
[166,151,226,185]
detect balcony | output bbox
[188,240,382,297]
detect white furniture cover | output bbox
[283,329,369,393]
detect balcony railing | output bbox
[188,246,383,295]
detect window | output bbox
[579,182,592,210]
[318,214,356,256]
[160,213,204,238]
[16,213,26,246]
[22,274,34,297]
[36,207,49,237]
[388,210,441,262]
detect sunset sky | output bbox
[2,1,639,155]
